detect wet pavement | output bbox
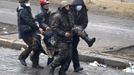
[0,22,17,35]
[0,47,133,75]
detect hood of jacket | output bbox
[71,0,85,5]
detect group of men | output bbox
[17,0,96,75]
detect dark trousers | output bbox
[30,34,42,67]
[72,33,80,70]
[64,33,81,71]
[51,42,72,72]
[19,35,34,60]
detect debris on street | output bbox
[89,61,106,68]
[123,62,134,73]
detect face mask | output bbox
[75,5,82,11]
[25,2,30,6]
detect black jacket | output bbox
[71,0,88,29]
[17,4,39,38]
[35,7,51,30]
[50,8,74,42]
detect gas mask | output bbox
[75,5,82,11]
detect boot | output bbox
[78,30,96,47]
[32,65,44,69]
[30,52,44,69]
[19,59,27,66]
[74,67,83,72]
[59,70,67,75]
[84,37,96,47]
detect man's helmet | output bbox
[18,0,29,3]
[60,0,70,8]
[39,0,50,6]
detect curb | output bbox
[0,38,26,50]
[79,53,130,69]
[0,38,131,69]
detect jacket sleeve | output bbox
[35,14,48,30]
[20,9,39,30]
[81,11,88,29]
[50,14,65,37]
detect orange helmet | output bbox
[39,0,50,6]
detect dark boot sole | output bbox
[88,38,96,47]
